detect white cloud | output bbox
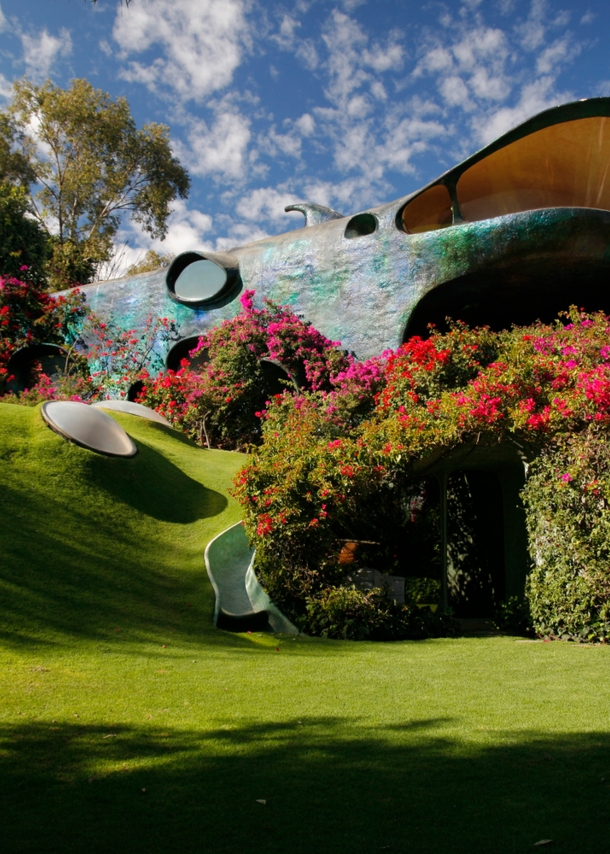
[515,0,548,51]
[214,223,272,251]
[21,27,72,82]
[440,76,472,109]
[234,187,300,223]
[113,0,251,103]
[260,126,302,159]
[176,104,253,182]
[535,38,580,75]
[295,39,320,70]
[270,14,300,50]
[294,113,315,136]
[474,76,570,144]
[410,0,582,160]
[116,199,215,273]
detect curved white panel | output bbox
[92,399,172,428]
[41,401,137,457]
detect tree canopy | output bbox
[0,184,49,285]
[1,78,190,289]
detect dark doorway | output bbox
[447,470,505,617]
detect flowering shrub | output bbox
[82,313,178,400]
[235,309,610,640]
[0,274,88,396]
[137,291,351,450]
[0,273,178,404]
[305,585,455,641]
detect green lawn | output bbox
[1,403,610,854]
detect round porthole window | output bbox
[174,260,227,301]
[344,213,378,239]
[166,251,240,307]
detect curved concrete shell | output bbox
[63,98,610,370]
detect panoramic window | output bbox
[401,184,453,234]
[457,116,610,222]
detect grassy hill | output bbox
[0,402,245,646]
[1,402,610,854]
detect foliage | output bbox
[235,308,610,639]
[0,114,33,186]
[0,184,49,285]
[523,427,610,642]
[138,290,350,450]
[2,78,189,289]
[83,313,179,401]
[304,584,456,641]
[404,577,441,605]
[126,249,174,276]
[0,272,179,404]
[0,274,88,395]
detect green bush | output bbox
[404,577,441,605]
[304,585,456,641]
[523,427,610,642]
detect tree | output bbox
[0,184,49,285]
[2,78,190,290]
[126,249,174,277]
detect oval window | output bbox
[401,184,453,234]
[344,213,378,239]
[173,259,227,302]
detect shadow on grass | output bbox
[1,718,609,854]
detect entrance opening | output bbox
[447,471,505,618]
[404,255,610,339]
[216,610,272,632]
[411,443,528,618]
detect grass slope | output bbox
[1,403,610,854]
[0,402,244,647]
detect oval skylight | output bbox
[91,400,172,428]
[41,401,137,457]
[173,259,227,302]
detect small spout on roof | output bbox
[285,202,344,226]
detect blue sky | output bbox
[0,0,608,272]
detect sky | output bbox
[0,0,609,273]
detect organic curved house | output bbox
[60,98,610,619]
[66,96,610,373]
